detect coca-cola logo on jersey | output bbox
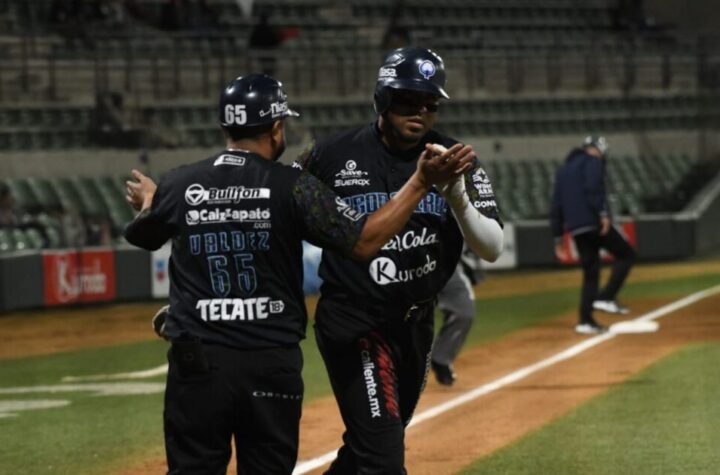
[381,228,438,252]
[43,250,116,305]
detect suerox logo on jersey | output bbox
[185,208,271,226]
[368,255,437,285]
[381,228,438,252]
[196,297,284,321]
[334,160,370,188]
[185,184,271,206]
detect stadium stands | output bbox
[2,152,715,253]
[1,0,719,253]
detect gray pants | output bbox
[431,263,476,366]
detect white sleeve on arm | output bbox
[438,176,504,262]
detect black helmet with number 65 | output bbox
[219,73,299,129]
[374,47,449,114]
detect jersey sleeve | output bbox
[123,177,177,250]
[463,160,504,228]
[293,140,319,173]
[292,171,367,256]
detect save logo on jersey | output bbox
[185,183,271,206]
[334,160,370,187]
[368,255,437,285]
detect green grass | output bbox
[0,270,717,474]
[0,341,168,475]
[461,343,720,475]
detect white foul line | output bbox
[61,364,169,382]
[293,283,720,475]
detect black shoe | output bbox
[431,361,456,386]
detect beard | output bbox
[271,136,286,161]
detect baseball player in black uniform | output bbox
[123,73,470,475]
[296,47,505,474]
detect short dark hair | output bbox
[0,182,10,199]
[222,122,274,141]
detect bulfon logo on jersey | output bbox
[334,160,370,188]
[185,183,270,206]
[368,255,437,285]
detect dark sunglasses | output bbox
[390,95,440,114]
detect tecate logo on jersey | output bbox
[196,297,285,322]
[334,160,370,187]
[185,183,271,206]
[381,228,438,252]
[185,208,271,227]
[369,255,437,285]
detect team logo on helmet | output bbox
[419,60,436,80]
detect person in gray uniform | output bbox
[431,262,476,385]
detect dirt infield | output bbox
[2,260,719,474]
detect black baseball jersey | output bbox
[124,150,367,349]
[297,123,502,340]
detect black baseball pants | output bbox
[314,304,435,475]
[573,226,636,323]
[164,340,303,475]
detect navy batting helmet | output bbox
[374,47,449,114]
[219,74,299,129]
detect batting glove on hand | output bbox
[152,305,170,340]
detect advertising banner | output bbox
[43,249,116,305]
[557,222,637,265]
[151,243,172,298]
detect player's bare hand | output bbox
[417,143,474,188]
[126,169,157,211]
[599,216,611,236]
[554,242,569,261]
